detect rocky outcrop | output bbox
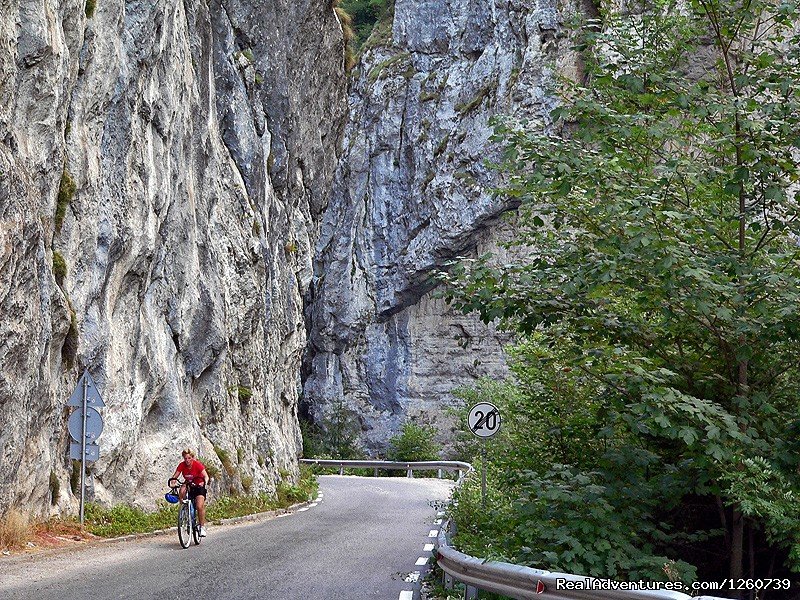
[0,0,346,514]
[304,0,585,451]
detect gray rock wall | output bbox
[0,0,346,514]
[304,0,588,451]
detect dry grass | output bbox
[2,516,96,555]
[334,4,357,70]
[0,509,31,550]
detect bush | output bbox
[85,0,96,18]
[386,421,440,462]
[276,465,318,505]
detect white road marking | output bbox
[399,591,414,600]
[309,503,318,508]
[428,530,438,537]
[436,511,445,517]
[434,519,442,524]
[423,543,434,552]
[298,507,310,512]
[415,556,428,566]
[404,571,420,583]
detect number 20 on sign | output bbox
[468,402,501,438]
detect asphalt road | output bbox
[0,475,453,600]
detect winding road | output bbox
[0,475,453,600]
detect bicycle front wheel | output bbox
[178,503,191,549]
[192,502,201,545]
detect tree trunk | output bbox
[730,507,744,596]
[748,522,755,600]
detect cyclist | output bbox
[171,448,210,537]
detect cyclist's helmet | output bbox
[165,492,179,504]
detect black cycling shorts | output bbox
[188,486,207,500]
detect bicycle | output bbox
[166,477,202,548]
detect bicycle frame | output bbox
[169,477,201,548]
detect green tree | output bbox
[386,421,441,462]
[449,351,701,581]
[443,0,800,581]
[301,399,364,460]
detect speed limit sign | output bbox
[468,402,501,438]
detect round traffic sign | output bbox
[468,402,501,438]
[68,406,104,441]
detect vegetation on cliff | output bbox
[337,0,393,48]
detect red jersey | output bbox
[176,459,206,486]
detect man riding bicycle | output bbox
[171,448,210,537]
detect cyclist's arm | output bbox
[200,468,210,487]
[170,469,183,490]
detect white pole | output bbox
[80,374,88,526]
[481,442,487,509]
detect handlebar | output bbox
[167,477,204,489]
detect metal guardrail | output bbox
[300,458,473,481]
[300,459,728,600]
[436,524,730,600]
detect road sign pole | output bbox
[481,441,487,509]
[467,402,501,510]
[66,369,105,524]
[80,374,87,526]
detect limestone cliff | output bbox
[0,0,346,514]
[304,0,587,451]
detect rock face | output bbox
[304,0,586,451]
[0,0,346,514]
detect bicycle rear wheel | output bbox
[178,503,191,548]
[192,502,201,545]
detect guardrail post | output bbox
[438,468,442,478]
[407,468,413,478]
[443,572,454,590]
[458,469,462,479]
[339,466,343,475]
[374,467,378,477]
[464,584,478,599]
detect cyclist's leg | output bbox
[179,483,188,501]
[195,492,206,526]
